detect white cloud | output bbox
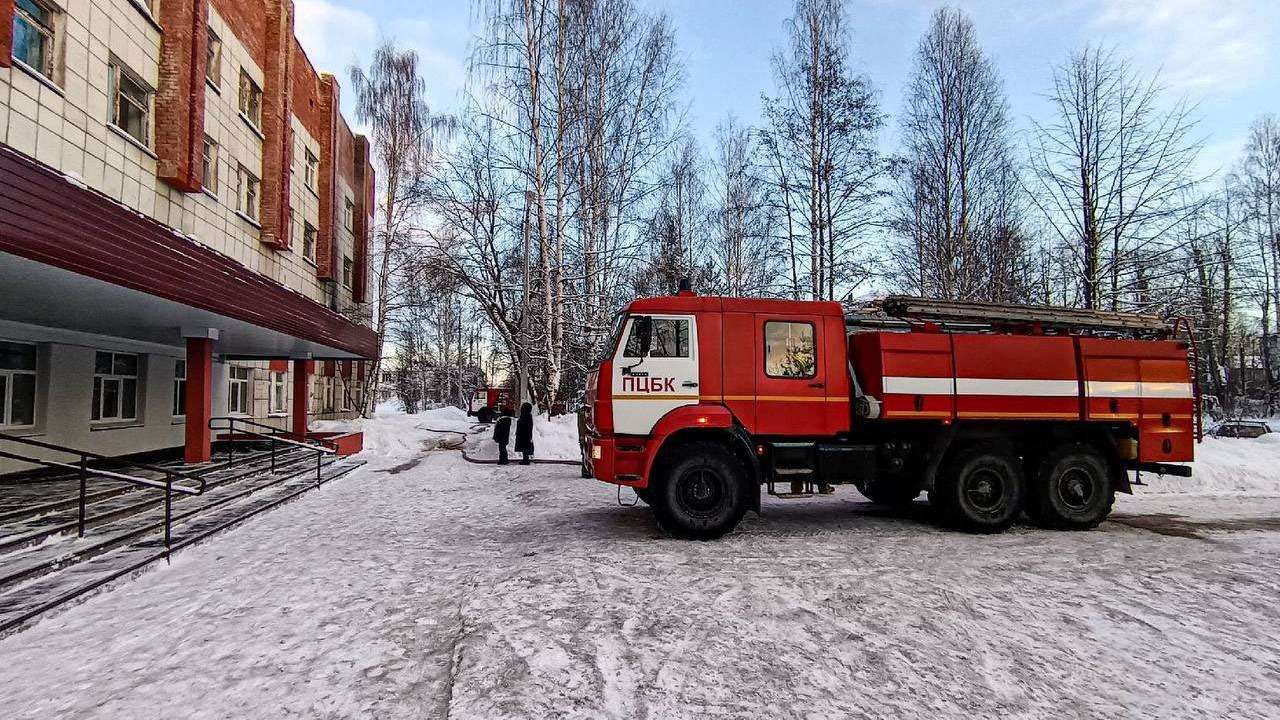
[1089,0,1275,93]
[292,0,467,116]
[293,0,379,79]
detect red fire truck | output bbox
[582,290,1197,539]
[469,387,516,423]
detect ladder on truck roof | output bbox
[848,295,1172,337]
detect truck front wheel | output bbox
[1026,443,1114,530]
[930,445,1023,533]
[652,442,747,540]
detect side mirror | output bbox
[635,315,653,357]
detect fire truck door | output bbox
[754,314,829,436]
[611,314,700,435]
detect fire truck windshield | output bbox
[594,310,627,366]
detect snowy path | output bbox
[2,426,1280,718]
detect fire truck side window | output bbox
[764,321,816,378]
[624,318,689,358]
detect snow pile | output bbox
[310,405,482,465]
[312,404,582,463]
[1141,434,1280,496]
[464,412,582,462]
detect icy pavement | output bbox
[1,417,1280,718]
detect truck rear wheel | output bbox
[1026,443,1114,530]
[930,445,1023,533]
[652,441,747,540]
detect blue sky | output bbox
[295,0,1280,178]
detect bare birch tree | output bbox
[349,42,455,414]
[760,0,884,301]
[1028,46,1202,310]
[1241,115,1280,409]
[892,7,1022,301]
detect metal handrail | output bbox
[209,416,336,487]
[0,449,197,494]
[0,432,209,553]
[0,431,206,485]
[209,417,337,454]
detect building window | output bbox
[237,165,260,221]
[764,321,816,378]
[172,359,187,417]
[0,341,37,429]
[14,0,58,81]
[323,377,335,413]
[109,59,151,147]
[344,198,355,231]
[342,256,353,288]
[270,371,287,414]
[202,137,218,194]
[205,27,222,87]
[238,69,262,129]
[228,366,252,415]
[92,351,139,422]
[302,222,317,262]
[304,149,318,191]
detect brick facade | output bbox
[353,136,374,304]
[0,0,13,69]
[258,0,294,250]
[155,0,210,192]
[316,73,340,282]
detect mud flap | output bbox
[728,424,762,514]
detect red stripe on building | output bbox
[0,144,378,358]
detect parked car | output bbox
[1208,420,1272,439]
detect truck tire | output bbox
[1026,443,1114,530]
[634,487,652,505]
[858,480,922,506]
[652,441,747,540]
[477,406,496,424]
[929,444,1023,533]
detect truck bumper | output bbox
[585,435,615,483]
[584,435,647,488]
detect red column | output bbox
[0,0,15,69]
[292,359,310,439]
[184,337,214,464]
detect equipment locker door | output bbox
[753,314,830,436]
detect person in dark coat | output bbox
[514,402,535,465]
[492,407,513,465]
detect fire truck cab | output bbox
[582,290,1197,539]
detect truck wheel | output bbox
[1026,443,1114,530]
[652,442,747,540]
[859,481,922,506]
[477,406,496,424]
[634,487,652,505]
[930,445,1023,533]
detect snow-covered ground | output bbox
[2,409,1279,718]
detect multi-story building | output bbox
[0,0,377,470]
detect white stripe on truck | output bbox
[882,376,1193,399]
[1087,381,1193,399]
